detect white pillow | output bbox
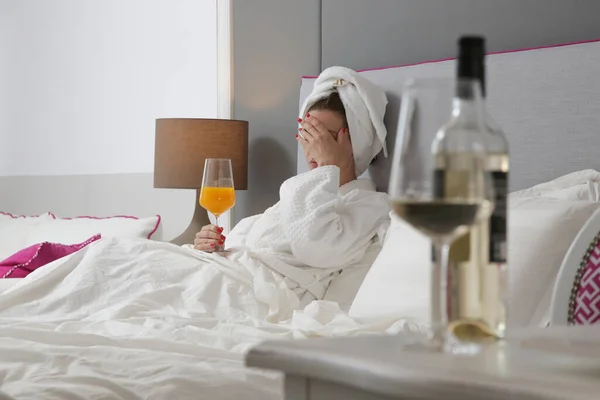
[349,212,430,321]
[323,241,384,311]
[0,212,55,260]
[508,197,600,328]
[25,215,162,246]
[511,169,600,200]
[350,175,600,329]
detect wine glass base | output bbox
[398,327,491,355]
[395,328,445,353]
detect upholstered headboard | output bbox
[298,39,600,192]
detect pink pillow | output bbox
[0,234,101,279]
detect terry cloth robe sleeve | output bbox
[279,165,390,269]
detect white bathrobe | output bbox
[223,165,390,316]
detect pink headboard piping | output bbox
[1,211,161,240]
[0,211,54,219]
[301,38,600,79]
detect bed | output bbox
[1,39,600,399]
[299,39,600,329]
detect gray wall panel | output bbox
[231,0,600,218]
[322,0,600,70]
[231,0,321,220]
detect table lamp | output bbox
[154,118,248,245]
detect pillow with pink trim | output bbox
[26,215,161,245]
[0,234,101,279]
[0,212,55,260]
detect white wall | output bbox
[0,0,218,176]
[0,4,8,159]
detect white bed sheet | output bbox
[0,237,418,399]
[0,279,18,293]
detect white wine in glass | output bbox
[388,77,494,350]
[391,200,483,240]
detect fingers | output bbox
[195,225,226,251]
[304,113,328,134]
[297,117,310,141]
[193,237,220,252]
[193,236,226,251]
[296,131,309,146]
[200,230,223,241]
[196,224,223,238]
[299,114,327,141]
[299,121,317,141]
[209,232,224,241]
[205,224,223,235]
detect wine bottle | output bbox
[467,36,509,339]
[430,80,490,341]
[434,36,509,341]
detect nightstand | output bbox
[246,325,600,400]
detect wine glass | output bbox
[199,158,236,252]
[388,77,494,350]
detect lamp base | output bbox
[170,189,211,246]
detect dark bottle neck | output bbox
[457,36,486,98]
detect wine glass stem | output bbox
[431,239,450,345]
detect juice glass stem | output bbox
[214,213,222,251]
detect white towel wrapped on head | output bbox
[299,66,388,177]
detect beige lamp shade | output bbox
[154,118,248,190]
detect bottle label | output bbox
[432,168,507,264]
[489,170,507,263]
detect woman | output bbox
[193,66,391,311]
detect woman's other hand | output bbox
[194,224,225,251]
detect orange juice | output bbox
[200,187,235,216]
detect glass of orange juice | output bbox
[199,158,236,252]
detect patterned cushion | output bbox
[571,234,600,324]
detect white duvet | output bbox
[0,167,417,399]
[0,238,416,399]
